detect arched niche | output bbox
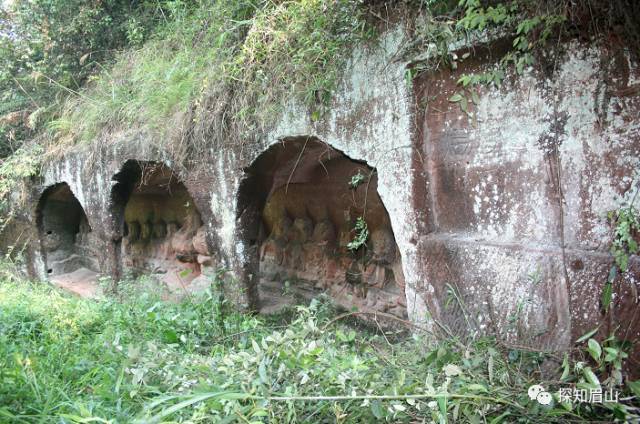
[237,136,407,320]
[36,182,98,277]
[110,160,210,290]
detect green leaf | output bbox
[449,93,463,102]
[251,339,261,354]
[457,75,471,87]
[471,91,480,105]
[59,415,112,423]
[604,347,619,362]
[587,339,602,362]
[560,353,570,381]
[437,395,447,420]
[575,327,599,344]
[601,281,612,312]
[489,411,511,424]
[347,217,369,251]
[0,409,16,419]
[582,367,600,388]
[138,392,250,424]
[460,98,468,113]
[251,409,269,417]
[258,361,268,383]
[371,400,383,419]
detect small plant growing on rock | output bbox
[608,206,639,273]
[602,204,639,312]
[348,170,366,189]
[347,217,369,252]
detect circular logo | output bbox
[527,384,552,405]
[536,391,552,405]
[528,384,545,400]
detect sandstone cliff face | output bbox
[8,27,639,368]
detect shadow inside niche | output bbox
[37,182,100,297]
[237,137,407,326]
[110,160,213,296]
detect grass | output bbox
[46,0,375,161]
[0,263,639,423]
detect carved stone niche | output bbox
[36,182,99,277]
[236,137,407,324]
[110,160,212,293]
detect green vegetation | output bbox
[602,203,639,312]
[0,142,42,250]
[4,0,633,157]
[0,265,639,423]
[0,0,378,214]
[609,205,639,274]
[347,216,369,252]
[0,0,180,156]
[45,0,374,157]
[409,0,640,113]
[1,0,638,197]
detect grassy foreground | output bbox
[0,270,638,423]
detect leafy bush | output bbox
[0,0,194,156]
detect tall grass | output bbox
[0,268,638,423]
[0,273,256,422]
[46,0,375,160]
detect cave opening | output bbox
[237,137,407,321]
[110,160,210,291]
[36,182,98,283]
